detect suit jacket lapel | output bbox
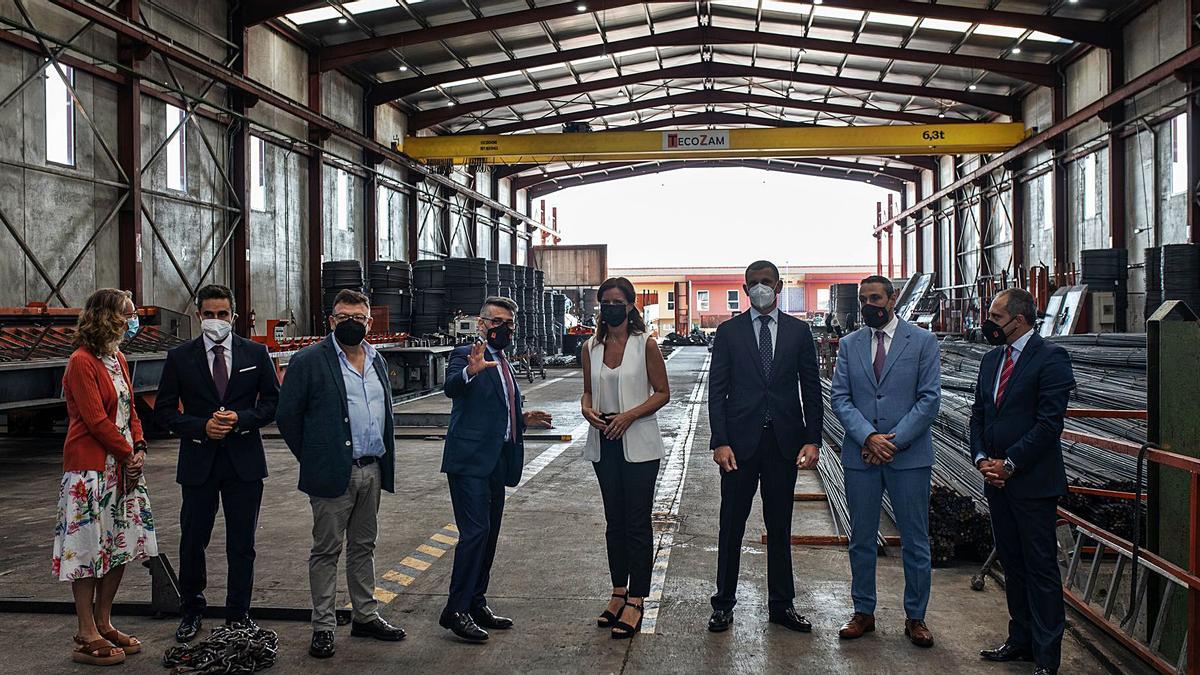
[192,337,221,403]
[769,313,789,381]
[981,347,1000,408]
[878,320,913,385]
[998,333,1042,411]
[321,337,350,414]
[490,349,510,403]
[743,312,766,383]
[858,327,877,386]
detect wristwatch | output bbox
[1002,458,1017,475]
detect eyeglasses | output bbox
[483,317,516,329]
[333,313,370,324]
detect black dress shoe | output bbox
[351,617,406,641]
[470,606,513,630]
[768,607,813,633]
[1032,668,1057,675]
[309,630,335,659]
[175,615,203,643]
[439,611,489,643]
[980,642,1034,663]
[225,615,259,631]
[708,609,734,632]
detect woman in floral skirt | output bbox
[53,288,158,666]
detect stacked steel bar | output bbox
[816,333,1148,565]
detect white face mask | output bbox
[201,318,232,342]
[747,283,777,311]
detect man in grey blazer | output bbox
[830,275,941,647]
[277,290,405,659]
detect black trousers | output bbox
[178,446,264,617]
[712,430,798,612]
[445,449,509,614]
[987,489,1064,670]
[593,437,660,597]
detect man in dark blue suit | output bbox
[276,289,406,659]
[707,260,823,634]
[155,284,279,642]
[439,296,552,643]
[971,288,1075,675]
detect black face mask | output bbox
[600,304,630,327]
[981,317,1015,346]
[334,319,367,346]
[486,324,513,351]
[861,303,891,329]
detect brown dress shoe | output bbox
[838,613,875,639]
[905,619,934,647]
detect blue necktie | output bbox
[758,316,773,426]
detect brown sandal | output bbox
[72,636,126,666]
[98,629,141,655]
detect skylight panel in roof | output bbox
[712,0,811,15]
[287,0,416,25]
[1028,31,1072,43]
[920,18,974,33]
[973,24,1026,39]
[813,6,864,22]
[867,12,917,27]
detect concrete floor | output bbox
[0,347,1149,674]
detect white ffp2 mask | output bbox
[201,318,232,342]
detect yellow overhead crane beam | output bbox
[399,123,1029,165]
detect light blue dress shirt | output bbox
[334,339,388,459]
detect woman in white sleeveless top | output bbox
[580,277,669,639]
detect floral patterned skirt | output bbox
[52,456,158,581]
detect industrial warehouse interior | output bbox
[1,0,1199,674]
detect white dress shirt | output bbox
[749,306,781,356]
[993,327,1034,401]
[872,313,900,356]
[202,333,234,376]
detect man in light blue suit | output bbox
[830,275,941,648]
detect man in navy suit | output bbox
[830,275,940,647]
[971,288,1075,675]
[155,284,279,642]
[276,289,406,659]
[439,296,552,643]
[707,260,823,634]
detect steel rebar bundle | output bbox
[816,333,1148,565]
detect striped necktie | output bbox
[995,346,1015,405]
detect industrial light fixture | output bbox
[338,17,347,24]
[1011,46,1022,54]
[814,0,824,4]
[938,112,946,118]
[577,3,587,11]
[968,84,978,91]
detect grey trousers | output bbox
[308,462,382,631]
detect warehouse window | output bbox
[666,291,675,311]
[1042,174,1054,231]
[44,63,74,166]
[1082,153,1097,218]
[165,103,187,191]
[336,168,350,231]
[817,288,830,312]
[1171,114,1188,196]
[697,290,710,311]
[727,289,739,311]
[250,136,266,210]
[377,189,391,256]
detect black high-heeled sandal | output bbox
[598,592,628,627]
[611,600,644,639]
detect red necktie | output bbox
[995,346,1015,405]
[497,353,518,442]
[211,344,228,400]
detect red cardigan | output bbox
[62,347,143,472]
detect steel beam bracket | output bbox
[309,127,332,143]
[363,149,385,166]
[233,89,260,110]
[1096,102,1125,125]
